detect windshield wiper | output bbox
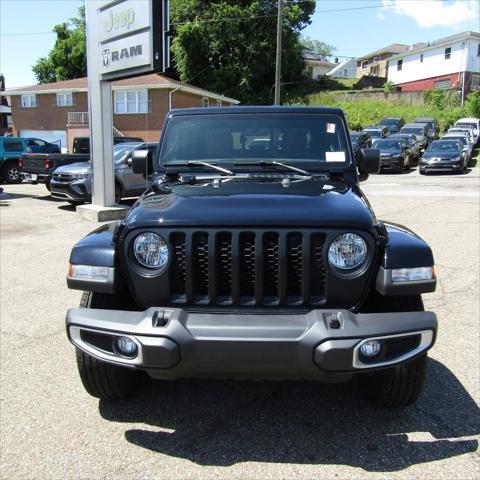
[167,161,234,176]
[234,160,311,176]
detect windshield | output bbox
[402,127,424,136]
[372,139,402,149]
[350,133,360,144]
[160,114,350,168]
[113,144,140,163]
[455,123,475,129]
[379,119,398,126]
[445,136,467,145]
[364,129,381,138]
[427,141,460,152]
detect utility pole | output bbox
[274,0,283,105]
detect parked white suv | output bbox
[454,118,479,144]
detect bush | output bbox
[383,81,395,93]
[465,92,480,118]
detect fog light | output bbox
[360,340,381,358]
[115,337,138,357]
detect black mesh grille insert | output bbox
[287,233,303,298]
[170,233,186,296]
[239,232,256,299]
[216,233,232,298]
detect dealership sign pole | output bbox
[85,0,169,212]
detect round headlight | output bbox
[133,232,169,269]
[328,233,367,270]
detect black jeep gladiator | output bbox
[65,107,437,408]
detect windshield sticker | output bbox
[326,123,336,134]
[325,151,345,162]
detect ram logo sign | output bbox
[102,45,143,70]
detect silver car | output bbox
[50,142,157,205]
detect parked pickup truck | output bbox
[65,106,438,408]
[19,152,89,191]
[0,136,61,184]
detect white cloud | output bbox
[376,12,387,21]
[382,0,479,28]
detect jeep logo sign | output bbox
[88,0,169,80]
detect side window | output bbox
[3,140,24,152]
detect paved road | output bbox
[1,170,479,479]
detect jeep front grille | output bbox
[169,230,327,307]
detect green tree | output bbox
[32,6,86,84]
[300,36,336,57]
[170,0,316,104]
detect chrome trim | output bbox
[352,330,433,369]
[69,326,143,366]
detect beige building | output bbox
[356,44,410,79]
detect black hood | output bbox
[123,177,377,231]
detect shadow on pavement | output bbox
[99,358,478,471]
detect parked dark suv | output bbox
[65,107,437,408]
[379,117,405,135]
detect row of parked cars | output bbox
[351,116,479,174]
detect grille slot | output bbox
[170,233,186,300]
[169,230,327,306]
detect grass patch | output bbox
[305,92,467,133]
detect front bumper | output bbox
[50,180,91,202]
[380,157,402,170]
[420,162,462,173]
[66,307,437,381]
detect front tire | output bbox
[75,291,143,400]
[359,294,428,407]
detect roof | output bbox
[302,49,336,67]
[6,74,239,104]
[388,31,480,61]
[327,58,356,76]
[358,44,409,60]
[167,106,346,117]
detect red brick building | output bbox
[7,74,239,151]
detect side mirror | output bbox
[357,148,380,174]
[131,149,153,175]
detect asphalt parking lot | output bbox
[1,169,479,479]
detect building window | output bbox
[344,68,348,76]
[420,54,423,63]
[471,75,480,92]
[361,60,368,70]
[56,92,73,107]
[373,56,379,63]
[114,90,148,114]
[397,59,403,71]
[202,98,210,108]
[21,94,36,108]
[434,79,451,90]
[216,100,222,107]
[477,44,480,56]
[445,47,451,60]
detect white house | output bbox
[387,31,480,94]
[303,49,337,79]
[327,58,357,79]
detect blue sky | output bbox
[0,0,479,89]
